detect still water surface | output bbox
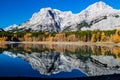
[0,43,120,78]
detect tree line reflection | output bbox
[0,43,120,59]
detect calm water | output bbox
[0,43,120,78]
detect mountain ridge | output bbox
[5,1,120,32]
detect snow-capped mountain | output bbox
[80,1,120,30]
[5,1,120,32]
[4,24,18,31]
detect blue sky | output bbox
[0,0,120,28]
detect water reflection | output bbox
[0,43,120,77]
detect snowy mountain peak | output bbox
[4,1,120,32]
[86,1,113,11]
[5,24,18,31]
[31,7,54,20]
[94,1,112,9]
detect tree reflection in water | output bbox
[1,43,120,76]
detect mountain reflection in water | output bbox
[0,43,120,77]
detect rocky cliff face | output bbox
[5,1,120,32]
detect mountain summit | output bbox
[5,1,120,32]
[86,1,113,10]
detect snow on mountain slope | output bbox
[4,24,18,31]
[4,1,120,32]
[79,1,120,30]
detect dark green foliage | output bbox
[0,32,13,37]
[51,32,57,37]
[17,32,26,38]
[103,30,116,36]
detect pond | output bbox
[0,43,120,78]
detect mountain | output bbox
[4,1,120,32]
[79,1,120,30]
[5,24,17,31]
[5,8,77,32]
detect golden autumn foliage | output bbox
[112,47,120,59]
[67,34,76,42]
[54,33,65,41]
[24,33,32,41]
[91,34,96,42]
[0,29,119,43]
[113,29,120,43]
[0,37,7,42]
[101,32,106,42]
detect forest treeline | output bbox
[0,29,120,43]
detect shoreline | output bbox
[0,41,119,46]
